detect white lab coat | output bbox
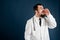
[24,13,57,40]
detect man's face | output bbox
[37,5,44,15]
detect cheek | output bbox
[38,10,43,14]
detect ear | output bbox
[35,10,37,13]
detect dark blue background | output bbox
[0,0,60,40]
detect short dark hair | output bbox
[33,3,43,11]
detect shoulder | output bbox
[26,16,33,24]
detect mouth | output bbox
[40,14,46,18]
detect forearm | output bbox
[45,13,57,29]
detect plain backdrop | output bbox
[0,0,60,40]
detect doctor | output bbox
[24,3,57,40]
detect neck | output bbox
[35,13,41,18]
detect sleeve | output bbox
[24,20,31,40]
[45,13,57,29]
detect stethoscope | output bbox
[32,17,36,31]
[32,16,46,40]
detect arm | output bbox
[45,13,57,29]
[24,20,31,40]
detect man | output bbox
[24,3,57,40]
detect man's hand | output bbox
[42,8,50,16]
